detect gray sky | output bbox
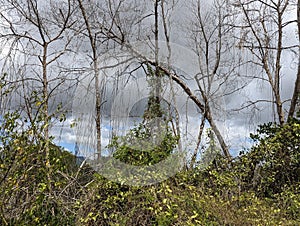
[0,0,298,159]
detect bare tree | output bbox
[288,0,300,118]
[77,0,104,161]
[0,0,77,192]
[73,0,152,161]
[187,0,240,163]
[88,0,234,162]
[230,0,299,125]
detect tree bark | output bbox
[288,0,300,119]
[156,64,232,161]
[78,0,102,160]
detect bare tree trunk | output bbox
[77,0,102,160]
[190,115,206,167]
[274,3,285,125]
[94,59,102,161]
[234,0,296,125]
[206,109,231,161]
[154,0,162,120]
[42,42,52,193]
[288,0,300,119]
[188,0,233,162]
[158,66,232,161]
[160,0,182,154]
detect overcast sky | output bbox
[0,0,298,159]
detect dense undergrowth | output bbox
[0,112,299,225]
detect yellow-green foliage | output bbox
[76,172,300,226]
[1,112,300,225]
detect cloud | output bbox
[1,0,298,161]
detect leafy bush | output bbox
[0,112,82,225]
[1,109,300,225]
[237,119,300,197]
[109,122,179,166]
